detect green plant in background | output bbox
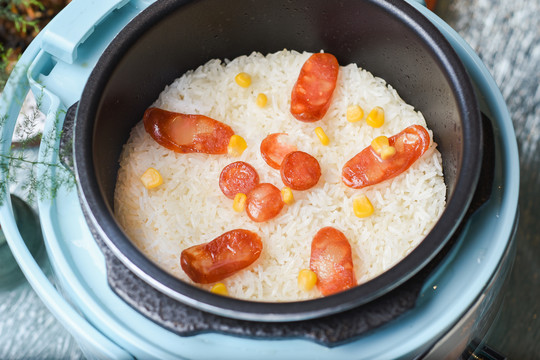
[0,0,43,33]
[0,43,14,91]
[0,0,45,91]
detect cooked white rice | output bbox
[114,49,446,302]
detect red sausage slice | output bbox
[310,227,356,296]
[219,161,260,199]
[280,151,321,190]
[245,183,284,222]
[342,125,430,189]
[290,53,339,122]
[260,133,297,170]
[180,229,262,284]
[143,107,234,154]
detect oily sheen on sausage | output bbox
[143,107,234,154]
[180,229,262,283]
[260,133,297,170]
[342,125,430,189]
[245,183,284,222]
[310,227,356,296]
[219,161,260,199]
[280,151,321,191]
[290,53,339,122]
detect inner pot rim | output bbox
[74,0,482,322]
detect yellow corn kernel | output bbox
[256,93,268,108]
[371,135,389,152]
[380,145,397,160]
[353,194,374,218]
[366,106,385,128]
[227,134,247,157]
[298,269,318,291]
[281,186,294,205]
[346,104,364,123]
[235,72,251,88]
[140,168,163,189]
[233,193,247,213]
[210,283,229,296]
[371,135,396,160]
[314,126,330,146]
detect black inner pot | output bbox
[75,0,482,321]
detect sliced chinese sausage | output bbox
[310,227,356,296]
[260,133,297,170]
[290,53,339,122]
[342,125,430,189]
[180,229,262,284]
[219,161,260,199]
[143,107,234,154]
[245,183,284,222]
[280,151,321,190]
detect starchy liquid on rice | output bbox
[114,49,446,301]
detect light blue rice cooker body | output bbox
[0,0,519,358]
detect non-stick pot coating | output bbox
[75,0,481,321]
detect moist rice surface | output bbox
[114,50,446,301]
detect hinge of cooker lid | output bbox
[40,0,131,64]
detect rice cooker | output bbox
[0,0,519,358]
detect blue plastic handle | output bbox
[0,11,133,360]
[40,0,130,64]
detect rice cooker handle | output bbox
[0,42,132,358]
[40,0,131,64]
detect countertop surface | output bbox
[443,0,540,358]
[0,0,538,359]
